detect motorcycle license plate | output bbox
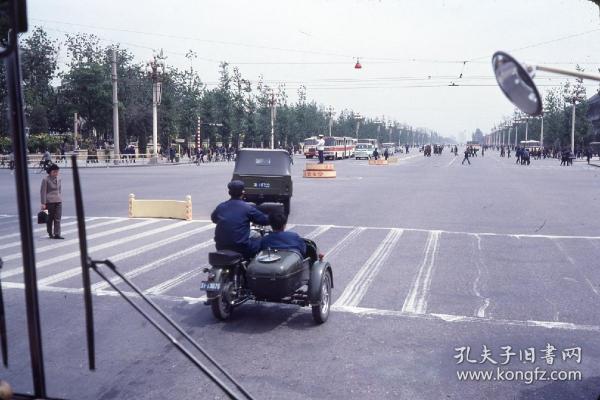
[200,281,220,291]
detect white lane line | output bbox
[3,280,598,333]
[472,235,490,318]
[38,225,215,287]
[332,305,600,333]
[0,217,81,241]
[4,215,600,240]
[402,231,441,314]
[447,157,458,167]
[0,281,207,305]
[585,277,600,297]
[552,239,600,299]
[0,218,122,251]
[1,220,193,279]
[324,227,365,259]
[304,225,332,240]
[334,228,403,308]
[287,223,600,240]
[90,234,215,291]
[144,266,206,296]
[2,219,159,262]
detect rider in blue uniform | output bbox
[260,213,306,257]
[211,180,269,258]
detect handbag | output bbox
[37,210,48,224]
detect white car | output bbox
[355,143,375,160]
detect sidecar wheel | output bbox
[312,270,332,324]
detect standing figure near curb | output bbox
[462,148,471,165]
[40,164,64,239]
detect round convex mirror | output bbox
[492,51,543,116]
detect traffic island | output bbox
[128,194,192,220]
[303,162,337,178]
[368,159,388,165]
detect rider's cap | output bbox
[318,134,324,137]
[228,180,245,196]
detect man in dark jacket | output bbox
[40,163,63,239]
[211,180,269,258]
[260,213,306,257]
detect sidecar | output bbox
[203,203,333,324]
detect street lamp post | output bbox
[354,113,364,140]
[146,50,166,164]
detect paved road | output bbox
[1,150,600,399]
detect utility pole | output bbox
[111,48,120,164]
[73,112,78,150]
[571,98,576,154]
[540,113,544,148]
[525,118,528,141]
[514,123,518,148]
[196,117,201,150]
[270,92,276,149]
[354,113,363,139]
[146,50,165,164]
[327,106,335,136]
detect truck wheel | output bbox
[211,281,233,321]
[312,270,332,324]
[282,198,291,216]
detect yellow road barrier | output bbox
[128,194,192,221]
[387,157,398,163]
[303,169,337,178]
[304,162,336,178]
[368,159,388,165]
[305,163,335,171]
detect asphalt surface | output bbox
[1,149,600,399]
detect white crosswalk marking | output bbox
[334,229,403,308]
[324,227,365,258]
[90,236,215,291]
[2,219,159,262]
[402,231,441,314]
[144,266,206,295]
[1,220,192,279]
[2,214,600,333]
[304,225,332,240]
[0,218,122,251]
[38,225,215,286]
[0,217,82,241]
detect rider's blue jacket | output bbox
[260,231,306,257]
[211,199,269,256]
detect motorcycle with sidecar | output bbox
[200,203,334,324]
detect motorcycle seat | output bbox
[209,250,244,267]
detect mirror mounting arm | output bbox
[533,65,600,82]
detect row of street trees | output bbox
[0,27,451,153]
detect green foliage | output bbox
[26,133,66,153]
[2,26,458,149]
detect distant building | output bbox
[586,93,600,138]
[471,129,484,144]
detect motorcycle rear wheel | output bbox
[211,281,234,321]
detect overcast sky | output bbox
[28,0,600,141]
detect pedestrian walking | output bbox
[462,148,471,165]
[40,164,63,239]
[384,147,389,161]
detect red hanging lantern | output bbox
[354,58,362,69]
